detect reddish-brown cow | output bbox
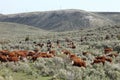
[104,48,113,54]
[7,56,19,62]
[0,54,8,62]
[61,49,71,55]
[70,54,86,67]
[105,58,112,63]
[91,59,105,65]
[0,50,9,56]
[107,53,118,57]
[48,50,56,56]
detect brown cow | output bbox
[13,50,28,61]
[105,58,112,63]
[61,49,71,55]
[70,54,86,67]
[72,58,86,67]
[0,54,8,62]
[0,50,9,56]
[70,45,76,49]
[48,50,56,56]
[82,52,91,55]
[9,51,17,57]
[67,41,76,49]
[95,56,106,60]
[27,51,36,59]
[104,48,113,54]
[46,54,54,58]
[27,51,35,56]
[107,53,118,57]
[31,52,53,61]
[16,50,28,57]
[91,56,112,65]
[69,54,78,59]
[7,56,19,62]
[70,42,76,49]
[91,59,105,65]
[39,52,54,58]
[31,55,38,61]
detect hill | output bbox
[95,12,120,25]
[0,22,48,40]
[0,9,115,31]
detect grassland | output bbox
[0,22,120,80]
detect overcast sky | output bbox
[0,0,120,14]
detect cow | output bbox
[95,56,106,60]
[16,50,28,57]
[27,51,35,56]
[70,45,76,49]
[69,54,78,59]
[70,42,76,49]
[0,50,9,56]
[61,49,71,55]
[56,40,60,45]
[91,56,112,65]
[13,50,28,61]
[104,48,113,54]
[7,56,19,62]
[105,58,112,63]
[27,51,36,59]
[31,55,38,62]
[9,51,18,57]
[56,40,62,48]
[31,52,53,61]
[48,50,56,56]
[72,58,86,67]
[91,59,105,65]
[67,41,76,49]
[35,43,44,48]
[65,38,71,43]
[0,54,8,62]
[107,53,118,57]
[69,54,86,67]
[82,52,91,55]
[46,54,54,58]
[47,40,52,48]
[33,48,40,53]
[39,52,54,58]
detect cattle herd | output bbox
[0,39,119,68]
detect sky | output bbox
[0,0,120,14]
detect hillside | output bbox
[0,23,120,80]
[95,12,120,25]
[0,9,115,31]
[0,22,48,40]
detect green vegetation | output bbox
[0,20,120,80]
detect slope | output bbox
[0,9,114,31]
